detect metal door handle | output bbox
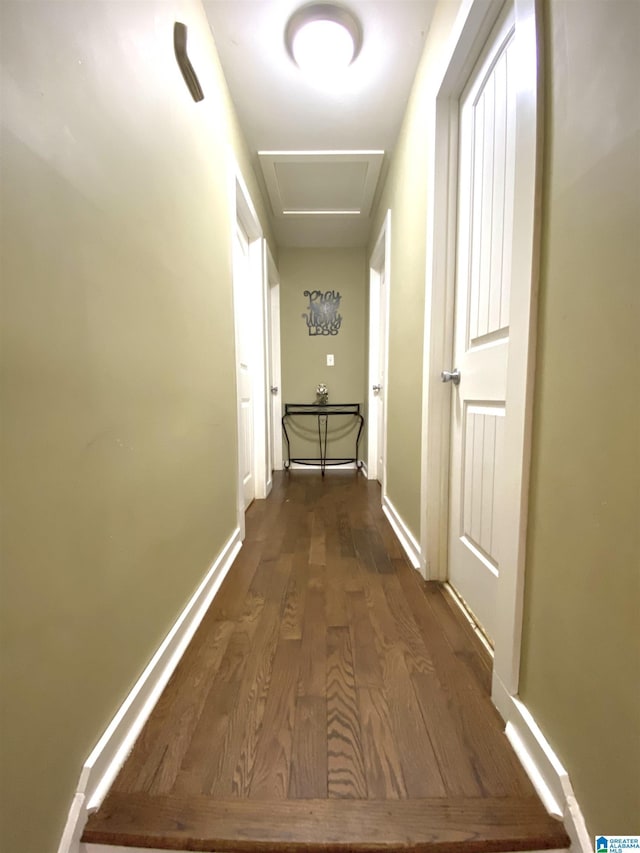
[372,384,382,392]
[441,369,460,386]
[270,386,278,394]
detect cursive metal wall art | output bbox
[302,289,342,336]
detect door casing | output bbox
[367,210,391,489]
[265,245,283,476]
[233,165,271,539]
[419,0,543,699]
[234,219,256,515]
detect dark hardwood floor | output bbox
[82,471,570,852]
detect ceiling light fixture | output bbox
[285,3,362,77]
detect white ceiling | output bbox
[202,0,437,247]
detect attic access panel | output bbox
[258,150,384,217]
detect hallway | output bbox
[83,472,569,852]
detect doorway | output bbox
[265,245,282,477]
[421,0,542,701]
[447,1,517,645]
[233,219,255,514]
[367,210,391,488]
[233,169,275,537]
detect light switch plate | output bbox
[327,354,334,366]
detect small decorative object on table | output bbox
[316,383,328,405]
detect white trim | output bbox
[367,210,391,488]
[382,495,421,570]
[282,209,361,216]
[233,161,270,511]
[493,676,591,853]
[249,234,269,501]
[56,793,85,853]
[56,528,242,853]
[266,245,283,476]
[228,156,246,540]
[506,723,563,818]
[359,461,369,478]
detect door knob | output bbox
[441,369,460,386]
[372,384,382,392]
[270,386,278,394]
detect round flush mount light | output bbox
[285,3,362,75]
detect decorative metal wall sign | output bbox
[302,289,342,336]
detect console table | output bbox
[282,403,364,476]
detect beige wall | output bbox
[2,0,638,849]
[368,0,462,535]
[0,2,272,851]
[520,0,640,834]
[279,248,367,463]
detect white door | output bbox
[375,268,387,484]
[368,211,390,486]
[268,272,282,473]
[234,221,254,509]
[265,282,274,481]
[447,4,517,643]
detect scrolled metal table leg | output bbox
[282,415,291,470]
[318,413,329,476]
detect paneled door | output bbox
[368,210,390,488]
[447,4,517,643]
[376,267,387,484]
[267,254,282,477]
[234,221,254,509]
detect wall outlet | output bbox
[327,354,334,366]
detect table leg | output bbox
[318,414,328,476]
[282,415,291,469]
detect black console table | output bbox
[282,403,364,476]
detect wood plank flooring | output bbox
[82,472,569,852]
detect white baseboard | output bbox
[359,461,369,478]
[57,527,243,853]
[382,494,421,570]
[493,673,591,853]
[57,793,86,853]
